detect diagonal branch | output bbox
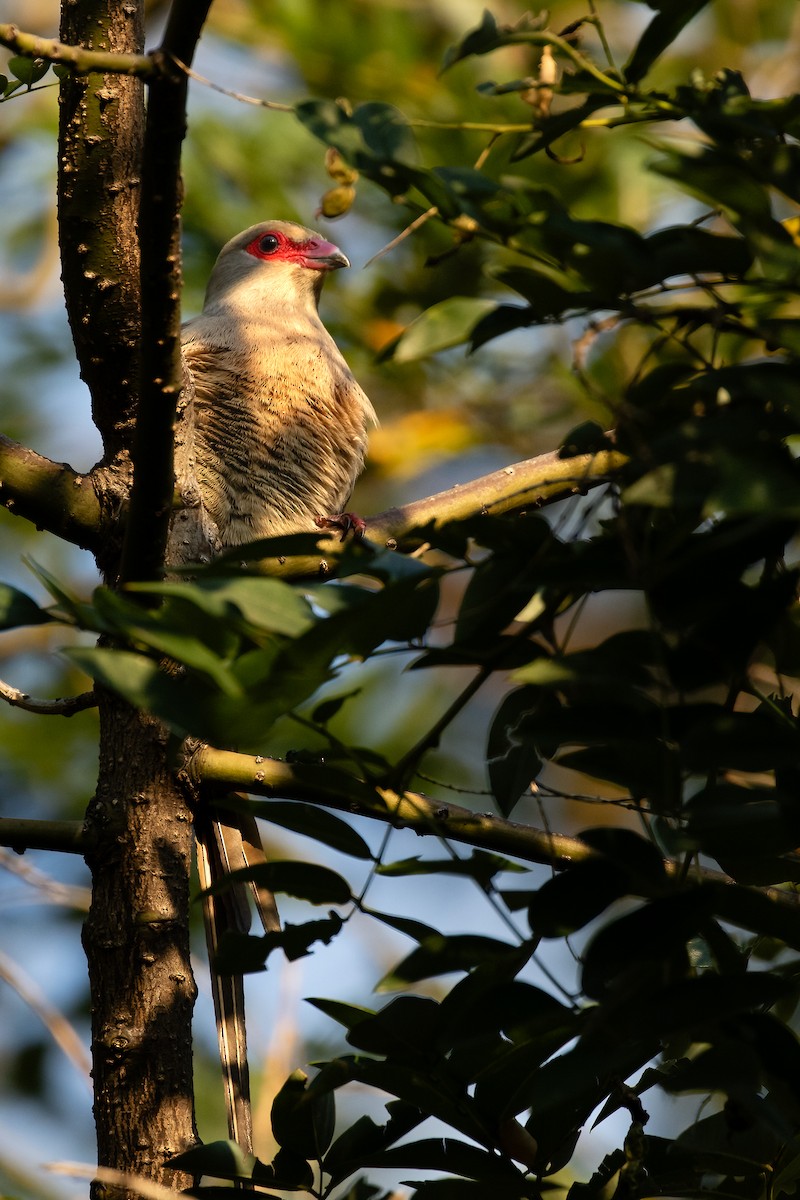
[184,744,800,911]
[0,435,104,549]
[236,446,628,577]
[367,447,626,544]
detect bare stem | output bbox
[0,435,104,549]
[0,677,96,716]
[0,23,157,76]
[0,818,86,854]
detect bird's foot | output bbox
[315,512,368,542]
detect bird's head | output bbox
[203,220,350,312]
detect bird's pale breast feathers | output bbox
[183,221,376,547]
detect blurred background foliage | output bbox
[0,0,799,1196]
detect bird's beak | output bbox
[302,239,350,271]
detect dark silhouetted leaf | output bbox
[272,1069,335,1159]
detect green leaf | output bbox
[439,977,578,1056]
[166,1140,254,1181]
[527,860,636,938]
[323,1103,426,1186]
[240,799,373,860]
[643,225,753,283]
[625,0,712,83]
[377,850,528,885]
[66,648,217,739]
[306,997,377,1031]
[0,583,55,630]
[127,576,315,638]
[344,996,442,1059]
[440,9,548,73]
[7,55,50,87]
[407,1181,540,1199]
[378,934,525,989]
[487,687,543,816]
[441,9,501,71]
[362,907,440,943]
[91,589,244,697]
[388,298,498,362]
[359,1137,522,1180]
[272,1069,335,1159]
[294,99,414,178]
[24,557,96,627]
[214,915,345,973]
[580,891,708,1000]
[207,860,352,906]
[493,264,594,320]
[312,1055,490,1146]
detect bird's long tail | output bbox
[195,806,280,1154]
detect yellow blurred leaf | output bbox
[369,409,478,477]
[783,217,800,247]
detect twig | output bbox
[365,207,439,267]
[0,818,86,854]
[45,1163,178,1200]
[0,677,96,717]
[0,948,91,1081]
[168,53,293,111]
[0,848,90,908]
[587,0,619,73]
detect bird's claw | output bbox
[315,512,368,542]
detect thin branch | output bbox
[240,446,628,578]
[367,446,625,546]
[365,206,439,267]
[45,1163,178,1200]
[0,23,158,77]
[119,3,213,585]
[0,435,104,549]
[0,677,96,716]
[391,664,492,789]
[0,848,90,909]
[168,53,293,111]
[503,29,626,93]
[185,744,800,911]
[0,948,91,1081]
[0,818,86,854]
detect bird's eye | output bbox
[258,234,280,254]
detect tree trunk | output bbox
[57,0,200,1191]
[58,0,144,479]
[83,696,198,1192]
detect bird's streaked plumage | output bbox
[183,220,376,546]
[184,221,374,1158]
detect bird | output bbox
[183,220,376,547]
[183,221,376,1157]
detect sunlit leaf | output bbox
[387,299,498,362]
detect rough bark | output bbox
[58,0,144,485]
[83,696,198,1193]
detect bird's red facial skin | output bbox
[245,230,343,270]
